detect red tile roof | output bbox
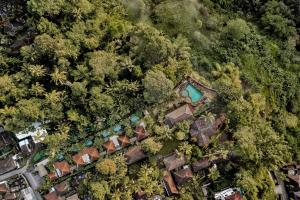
[118,135,131,147]
[48,172,58,181]
[103,140,116,153]
[135,126,148,142]
[54,161,71,176]
[72,147,100,166]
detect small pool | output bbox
[181,84,203,103]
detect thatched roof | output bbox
[173,166,193,185]
[165,104,194,127]
[163,174,179,196]
[125,146,147,165]
[192,158,210,172]
[163,153,186,171]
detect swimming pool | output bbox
[181,83,203,103]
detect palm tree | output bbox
[50,68,67,85]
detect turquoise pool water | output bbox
[183,84,203,103]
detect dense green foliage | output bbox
[0,0,299,199]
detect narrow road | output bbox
[0,166,27,181]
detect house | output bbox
[190,114,226,147]
[135,123,148,142]
[192,157,210,172]
[53,161,71,178]
[35,158,49,177]
[72,147,100,167]
[134,191,147,200]
[164,104,194,127]
[44,191,61,200]
[163,173,179,196]
[163,153,186,171]
[66,193,80,200]
[36,165,48,177]
[103,140,116,153]
[0,182,8,193]
[214,188,243,200]
[124,146,147,165]
[118,135,131,148]
[18,138,34,155]
[15,122,47,144]
[0,132,14,152]
[288,174,300,189]
[0,155,18,175]
[54,181,69,195]
[20,187,37,200]
[173,165,193,185]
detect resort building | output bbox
[164,104,194,127]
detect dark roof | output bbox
[165,104,194,126]
[163,174,179,196]
[54,181,69,194]
[0,133,14,149]
[103,140,116,153]
[44,192,60,200]
[124,146,147,165]
[288,175,300,186]
[225,192,243,200]
[190,114,226,147]
[163,153,186,171]
[118,135,131,147]
[135,126,148,142]
[192,158,210,172]
[134,191,147,200]
[173,166,193,185]
[0,156,18,175]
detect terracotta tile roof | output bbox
[48,172,58,181]
[118,135,131,147]
[54,181,69,193]
[72,154,85,166]
[163,174,179,196]
[44,192,60,200]
[103,140,116,153]
[82,147,100,159]
[124,146,147,165]
[163,153,186,171]
[54,161,71,176]
[173,166,193,185]
[192,157,210,172]
[73,147,100,166]
[135,126,148,142]
[165,104,194,126]
[0,183,7,193]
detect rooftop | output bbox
[163,153,186,171]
